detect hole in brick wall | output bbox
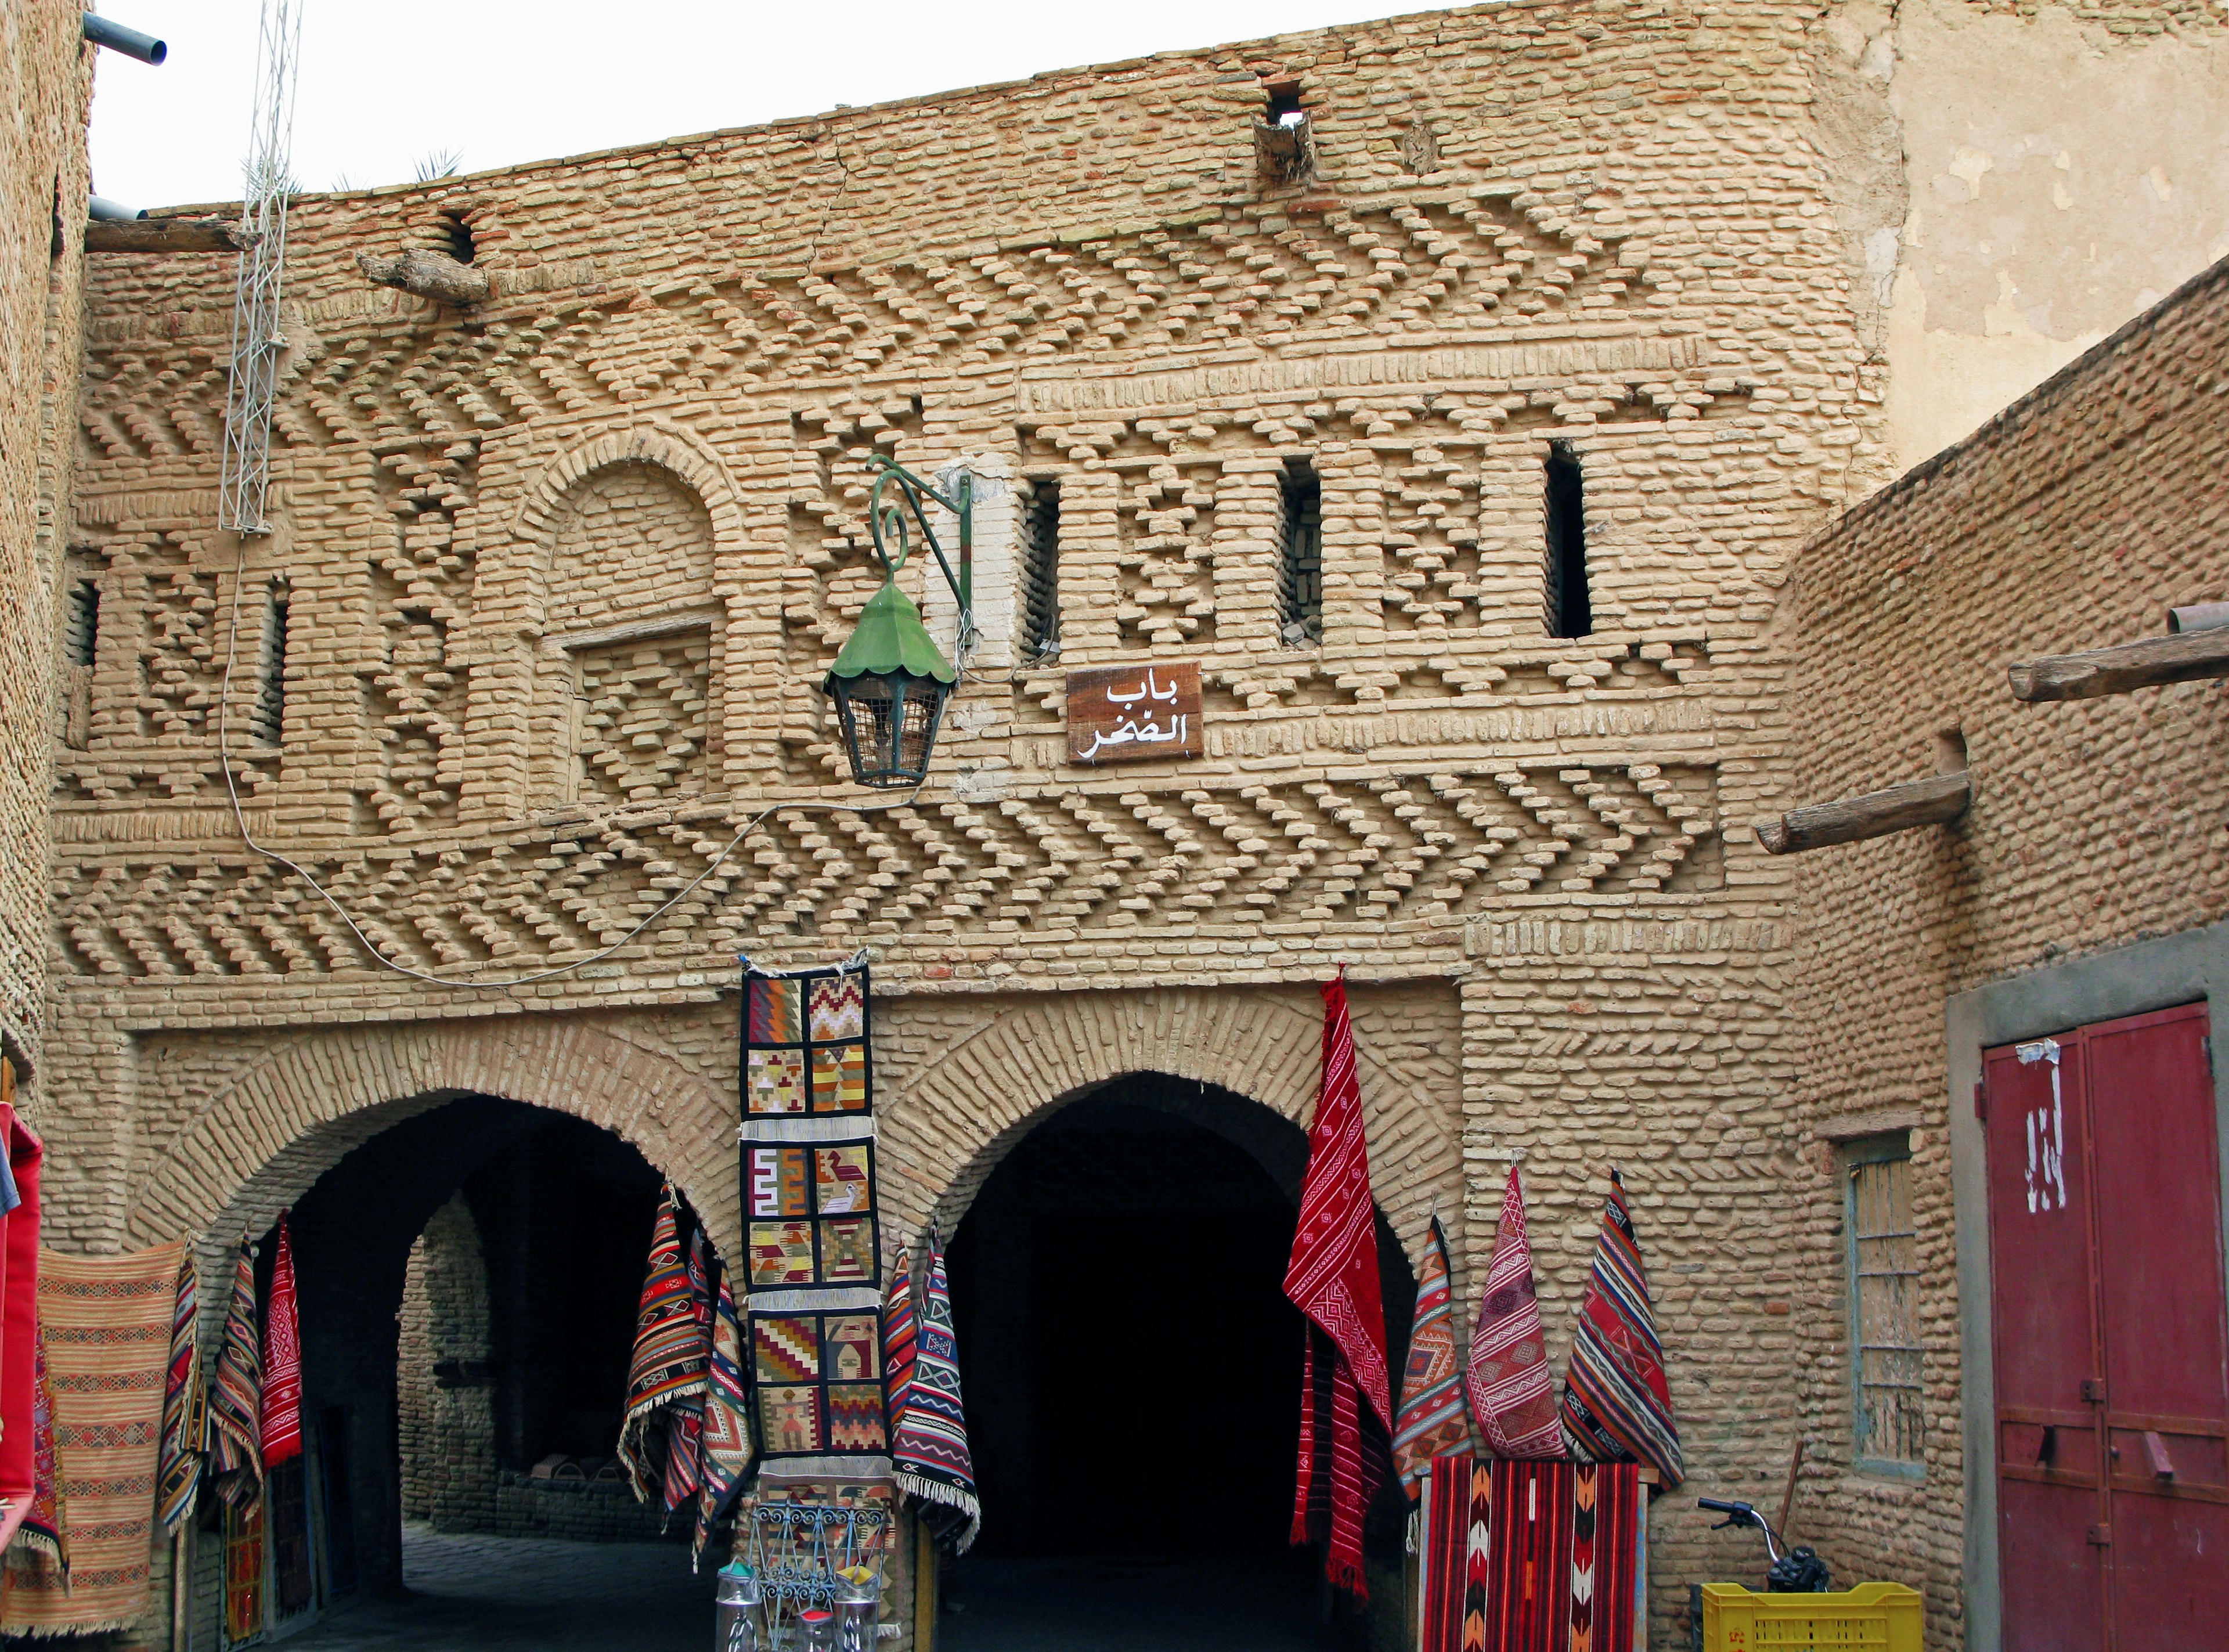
[1018,475,1061,661]
[1264,81,1305,125]
[1936,727,1968,775]
[1256,81,1317,187]
[1544,441,1591,639]
[1278,457,1323,645]
[64,579,99,668]
[438,210,476,265]
[250,590,288,745]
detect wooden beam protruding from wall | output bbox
[1755,771,1971,856]
[85,218,257,253]
[2008,629,2229,702]
[356,249,489,307]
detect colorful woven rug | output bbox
[1,1241,183,1636]
[7,1329,67,1584]
[1559,1170,1683,1488]
[618,1187,710,1501]
[1422,1457,1645,1652]
[224,1494,264,1644]
[0,1107,43,1516]
[261,1215,302,1469]
[741,961,889,1483]
[156,1247,203,1532]
[659,1227,715,1520]
[1393,1217,1474,1496]
[207,1240,262,1507]
[1282,972,1390,1596]
[1469,1166,1563,1460]
[694,1272,752,1567]
[879,1240,917,1426]
[889,1229,976,1552]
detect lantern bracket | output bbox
[865,454,975,665]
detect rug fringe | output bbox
[1405,1501,1420,1555]
[894,1473,981,1554]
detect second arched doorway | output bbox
[939,1072,1416,1650]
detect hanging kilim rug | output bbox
[1,1241,185,1636]
[0,1106,45,1517]
[223,1494,264,1646]
[618,1187,710,1502]
[207,1241,262,1507]
[693,1271,753,1568]
[1392,1217,1474,1499]
[879,1241,917,1428]
[1484,1458,1575,1652]
[157,1247,204,1532]
[1469,1165,1564,1460]
[889,1228,977,1552]
[6,1327,68,1583]
[1559,1170,1683,1488]
[1568,1462,1642,1652]
[659,1227,715,1520]
[260,1215,302,1469]
[1282,971,1390,1597]
[1418,1452,1476,1652]
[740,960,889,1483]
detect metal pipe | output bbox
[2168,601,2229,633]
[88,195,145,222]
[82,13,167,64]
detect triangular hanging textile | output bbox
[157,1247,205,1531]
[692,1271,752,1570]
[207,1240,262,1507]
[1559,1168,1683,1487]
[1392,1217,1476,1497]
[1283,972,1391,1597]
[890,1227,978,1553]
[659,1226,715,1522]
[879,1240,918,1432]
[616,1186,711,1503]
[261,1214,303,1468]
[1467,1166,1564,1460]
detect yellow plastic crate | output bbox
[1699,1582,1923,1651]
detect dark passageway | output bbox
[940,1074,1413,1651]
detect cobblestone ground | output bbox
[939,1554,1344,1651]
[285,1523,714,1651]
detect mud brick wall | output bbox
[1,10,93,1088]
[33,1,2028,1645]
[1778,255,2229,1644]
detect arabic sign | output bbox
[1066,662,1205,765]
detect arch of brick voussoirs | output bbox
[512,419,748,568]
[126,1019,740,1265]
[875,989,1462,1272]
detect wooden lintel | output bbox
[2009,628,2229,702]
[1756,771,1970,856]
[85,218,257,254]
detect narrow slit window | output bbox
[64,580,99,668]
[1278,457,1323,645]
[1018,477,1061,661]
[1545,441,1590,638]
[1845,1132,1923,1473]
[250,593,288,746]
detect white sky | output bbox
[88,1,1437,212]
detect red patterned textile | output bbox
[1467,1165,1563,1459]
[1569,1462,1641,1652]
[1419,1452,1476,1652]
[1282,973,1390,1596]
[260,1214,303,1467]
[0,1107,42,1520]
[1393,1218,1474,1495]
[880,1241,917,1427]
[1486,1459,1576,1652]
[1558,1170,1683,1487]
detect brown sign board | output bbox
[1066,661,1204,765]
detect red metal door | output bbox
[1986,1004,2229,1651]
[2084,1005,2229,1651]
[1985,1033,2108,1651]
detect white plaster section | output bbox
[1880,0,2229,472]
[921,452,1014,673]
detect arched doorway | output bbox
[939,1073,1416,1650]
[201,1093,721,1651]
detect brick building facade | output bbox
[20,1,2229,1647]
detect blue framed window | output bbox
[1845,1131,1924,1478]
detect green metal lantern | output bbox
[821,456,973,788]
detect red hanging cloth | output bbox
[1283,973,1391,1596]
[259,1213,303,1467]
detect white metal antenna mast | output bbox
[217,0,304,535]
